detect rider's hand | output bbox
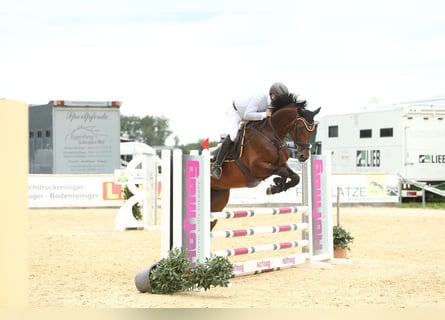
[266,109,272,117]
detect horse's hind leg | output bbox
[210,188,230,231]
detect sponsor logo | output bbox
[312,159,324,251]
[356,150,380,167]
[419,154,445,164]
[233,264,245,273]
[102,182,123,200]
[282,257,296,265]
[183,160,200,268]
[257,260,271,269]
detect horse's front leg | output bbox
[283,167,300,191]
[266,166,289,195]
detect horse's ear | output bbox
[313,107,321,115]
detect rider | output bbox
[211,82,289,179]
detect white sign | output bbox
[228,173,399,205]
[330,173,399,203]
[52,108,120,174]
[28,174,124,208]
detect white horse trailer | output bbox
[314,98,445,200]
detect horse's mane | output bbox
[270,93,307,111]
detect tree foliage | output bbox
[120,114,173,146]
[121,114,221,149]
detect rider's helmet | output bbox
[269,82,289,96]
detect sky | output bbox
[2,0,445,145]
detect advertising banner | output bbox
[330,174,399,203]
[181,154,208,267]
[28,174,123,208]
[310,155,332,260]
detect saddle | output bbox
[211,121,266,187]
[210,122,249,162]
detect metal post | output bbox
[336,186,340,226]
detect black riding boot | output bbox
[211,136,233,179]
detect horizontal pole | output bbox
[211,239,309,257]
[210,223,308,239]
[210,206,308,220]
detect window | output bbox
[46,130,51,138]
[29,131,34,139]
[328,125,338,138]
[380,128,393,137]
[37,130,42,138]
[360,129,372,138]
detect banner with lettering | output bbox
[311,155,332,260]
[181,154,207,267]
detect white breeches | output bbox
[225,107,242,142]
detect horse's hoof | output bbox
[266,186,277,195]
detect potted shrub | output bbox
[135,248,234,294]
[333,225,354,259]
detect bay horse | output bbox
[210,93,320,230]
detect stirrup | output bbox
[211,166,222,179]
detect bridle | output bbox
[291,117,317,151]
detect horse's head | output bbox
[290,106,321,162]
[270,93,320,162]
